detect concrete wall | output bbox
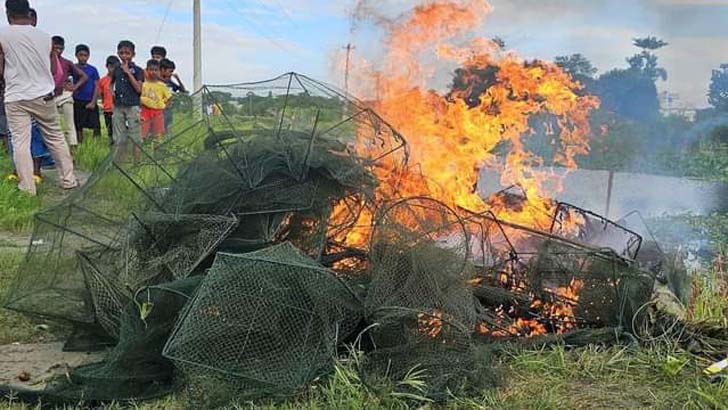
[478,167,728,219]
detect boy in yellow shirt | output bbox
[140,59,172,141]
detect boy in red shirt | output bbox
[97,55,119,144]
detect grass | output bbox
[0,130,111,233]
[0,342,726,409]
[689,269,728,327]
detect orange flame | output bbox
[343,0,598,236]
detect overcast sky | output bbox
[24,0,728,108]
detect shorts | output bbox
[141,107,164,140]
[74,100,101,130]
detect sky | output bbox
[24,0,728,108]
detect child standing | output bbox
[72,44,101,143]
[160,58,186,134]
[140,59,172,141]
[51,35,87,149]
[111,40,144,158]
[97,55,119,144]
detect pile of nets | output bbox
[1,73,659,408]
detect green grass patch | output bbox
[0,251,60,345]
[74,132,111,172]
[688,270,728,327]
[0,183,41,233]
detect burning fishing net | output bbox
[0,71,660,408]
[0,2,666,407]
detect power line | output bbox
[155,0,177,44]
[223,0,303,56]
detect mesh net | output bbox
[163,243,363,408]
[472,216,656,339]
[44,277,202,402]
[362,197,496,400]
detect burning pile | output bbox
[0,1,665,407]
[0,72,656,408]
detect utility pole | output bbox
[193,0,203,117]
[343,43,355,96]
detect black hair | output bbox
[150,46,167,58]
[106,55,120,66]
[146,59,161,69]
[5,0,30,18]
[28,7,35,18]
[117,40,135,52]
[52,36,65,46]
[159,58,176,71]
[75,44,90,55]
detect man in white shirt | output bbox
[0,0,76,195]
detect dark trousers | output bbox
[104,112,113,144]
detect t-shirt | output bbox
[141,80,172,110]
[164,79,180,93]
[52,56,75,96]
[73,64,100,102]
[112,61,144,107]
[0,25,55,103]
[97,75,114,113]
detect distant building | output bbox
[659,91,697,122]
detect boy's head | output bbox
[75,44,90,64]
[52,36,65,56]
[150,46,166,61]
[146,59,161,81]
[106,55,120,74]
[160,58,175,79]
[5,0,30,24]
[117,40,136,63]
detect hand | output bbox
[120,62,131,74]
[85,101,96,110]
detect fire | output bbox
[342,0,598,234]
[332,1,598,335]
[477,278,585,338]
[418,310,445,339]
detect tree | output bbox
[627,36,668,82]
[633,36,668,50]
[595,68,660,122]
[708,64,728,112]
[554,54,597,90]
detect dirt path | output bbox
[0,343,104,391]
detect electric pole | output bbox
[193,0,203,116]
[343,43,355,95]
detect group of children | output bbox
[66,41,186,146]
[10,40,187,182]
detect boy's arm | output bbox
[70,63,88,93]
[87,72,99,109]
[121,62,143,94]
[173,73,187,93]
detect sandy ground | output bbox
[0,343,103,392]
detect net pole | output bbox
[193,0,203,119]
